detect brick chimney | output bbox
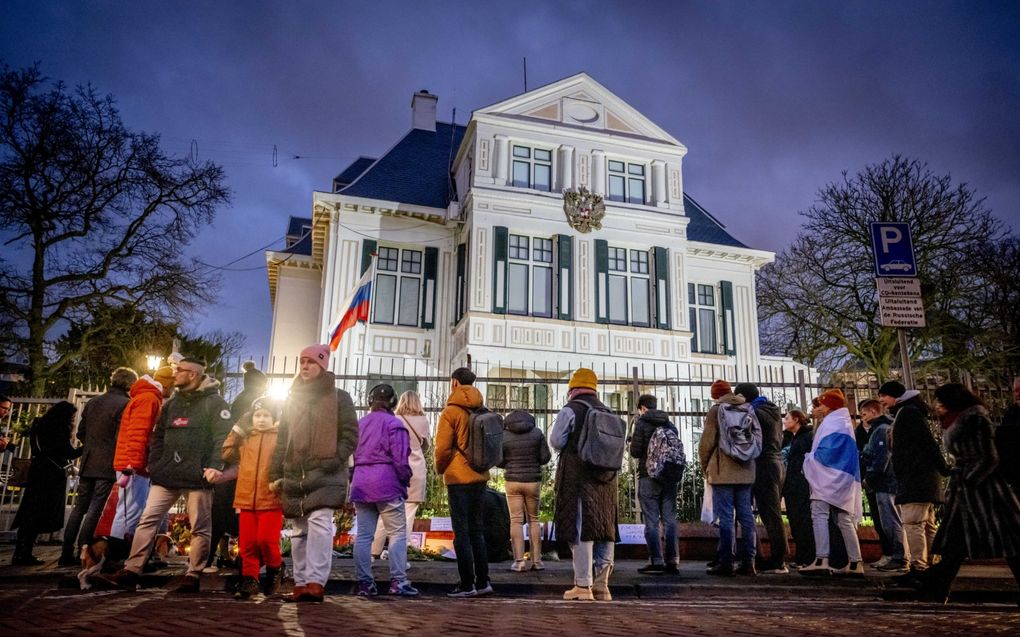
[411,89,437,132]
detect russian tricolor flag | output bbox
[328,268,373,351]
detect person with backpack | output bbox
[734,382,788,575]
[498,409,552,572]
[550,368,622,601]
[698,380,758,577]
[800,389,865,577]
[434,367,494,598]
[630,394,685,575]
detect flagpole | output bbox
[362,252,378,365]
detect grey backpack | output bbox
[717,403,763,462]
[462,406,504,472]
[577,404,626,472]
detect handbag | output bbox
[7,457,31,488]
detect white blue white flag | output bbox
[802,407,863,522]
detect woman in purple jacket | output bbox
[351,384,418,597]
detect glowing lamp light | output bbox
[146,354,162,371]
[268,382,290,402]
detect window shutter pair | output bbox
[492,227,573,319]
[361,238,438,329]
[594,241,670,328]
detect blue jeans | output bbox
[447,482,488,590]
[875,491,906,562]
[354,500,408,585]
[712,484,756,565]
[110,473,151,540]
[638,476,679,565]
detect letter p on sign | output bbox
[870,222,917,278]
[879,226,902,254]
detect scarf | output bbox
[568,387,597,401]
[285,371,338,460]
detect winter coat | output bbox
[860,417,896,494]
[933,405,1020,558]
[350,409,412,504]
[113,378,163,476]
[551,393,620,544]
[997,404,1020,494]
[781,424,814,500]
[629,408,678,479]
[269,371,358,518]
[148,376,233,491]
[13,403,82,534]
[396,414,429,503]
[77,386,130,480]
[434,385,489,486]
[498,410,551,483]
[222,418,280,511]
[751,397,784,461]
[698,394,756,486]
[890,391,949,504]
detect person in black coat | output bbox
[12,401,81,565]
[59,367,136,565]
[781,410,815,567]
[498,409,551,571]
[997,377,1020,495]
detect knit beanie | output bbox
[568,368,598,391]
[300,344,330,370]
[242,360,267,389]
[817,388,846,411]
[152,366,175,390]
[250,395,283,421]
[733,382,760,402]
[878,380,906,399]
[710,380,732,400]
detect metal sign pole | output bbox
[897,328,914,388]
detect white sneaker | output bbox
[869,556,891,569]
[510,560,529,572]
[201,565,219,575]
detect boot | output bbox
[284,584,307,603]
[301,582,325,602]
[563,585,594,601]
[799,557,832,576]
[264,565,284,596]
[835,561,866,578]
[592,564,613,601]
[234,576,260,600]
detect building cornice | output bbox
[688,242,774,268]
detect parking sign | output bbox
[870,222,917,277]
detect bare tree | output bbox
[757,155,1008,381]
[0,63,230,395]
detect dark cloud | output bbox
[2,0,1017,355]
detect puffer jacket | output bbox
[698,393,756,485]
[223,415,280,511]
[350,409,412,504]
[77,386,131,480]
[629,408,678,479]
[269,371,358,518]
[434,385,489,485]
[498,410,551,483]
[113,377,164,476]
[148,376,233,490]
[890,391,949,504]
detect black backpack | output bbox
[460,406,504,472]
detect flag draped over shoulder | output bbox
[803,407,863,522]
[328,268,372,351]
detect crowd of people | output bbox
[3,351,1020,605]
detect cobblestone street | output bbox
[1,581,1018,637]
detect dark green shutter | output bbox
[361,239,377,274]
[455,243,466,321]
[421,247,439,329]
[653,246,670,330]
[688,283,698,352]
[556,235,573,321]
[720,280,735,355]
[594,239,609,324]
[492,226,509,314]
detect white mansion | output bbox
[265,73,811,420]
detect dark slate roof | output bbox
[281,216,312,255]
[338,122,467,209]
[682,193,747,249]
[333,156,376,191]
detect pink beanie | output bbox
[300,344,330,370]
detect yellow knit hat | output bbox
[568,368,598,391]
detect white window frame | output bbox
[606,245,651,327]
[507,234,553,318]
[607,159,646,204]
[511,144,553,192]
[373,246,423,327]
[690,282,719,353]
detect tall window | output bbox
[689,283,718,353]
[607,246,650,326]
[512,145,552,191]
[607,160,646,204]
[508,234,553,317]
[374,246,422,327]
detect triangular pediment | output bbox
[474,72,684,148]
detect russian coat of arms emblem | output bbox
[562,187,606,233]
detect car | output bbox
[880,260,913,272]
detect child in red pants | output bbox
[218,396,284,600]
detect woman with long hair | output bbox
[781,409,815,568]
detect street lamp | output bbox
[146,354,162,371]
